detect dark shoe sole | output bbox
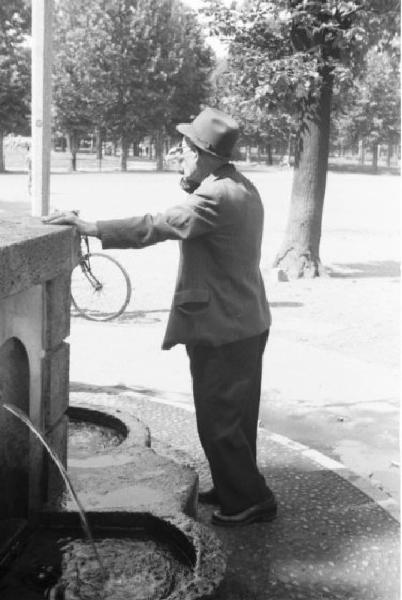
[212,507,277,527]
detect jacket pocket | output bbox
[174,289,210,314]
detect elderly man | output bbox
[45,107,277,526]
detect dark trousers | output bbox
[186,330,271,514]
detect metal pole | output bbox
[31,0,53,217]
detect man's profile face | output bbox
[181,137,200,180]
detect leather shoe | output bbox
[198,488,220,505]
[211,496,277,527]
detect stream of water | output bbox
[2,403,106,588]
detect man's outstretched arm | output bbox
[43,188,222,249]
[42,211,99,237]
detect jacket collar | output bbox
[212,162,235,179]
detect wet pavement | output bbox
[72,388,400,600]
[68,290,400,599]
[69,303,400,506]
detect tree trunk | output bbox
[359,139,365,165]
[287,134,293,159]
[70,151,77,171]
[155,129,165,171]
[67,133,78,172]
[273,69,333,279]
[95,126,102,171]
[387,143,393,168]
[0,130,5,172]
[120,137,129,171]
[132,140,140,157]
[265,143,273,165]
[372,143,378,172]
[245,145,251,162]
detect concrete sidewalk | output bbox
[69,305,400,503]
[69,312,400,600]
[69,386,400,600]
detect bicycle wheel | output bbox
[71,253,132,321]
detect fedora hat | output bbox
[177,107,239,160]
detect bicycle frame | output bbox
[78,236,103,291]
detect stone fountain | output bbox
[0,216,225,599]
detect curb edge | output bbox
[267,431,400,523]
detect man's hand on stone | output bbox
[42,211,99,237]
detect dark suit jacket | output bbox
[97,163,271,349]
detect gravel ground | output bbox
[0,164,399,503]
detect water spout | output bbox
[2,403,106,581]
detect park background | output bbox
[0,0,400,509]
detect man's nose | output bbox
[166,146,183,164]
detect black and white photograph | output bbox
[0,0,400,598]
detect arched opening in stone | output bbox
[0,337,30,519]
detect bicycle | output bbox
[71,235,132,321]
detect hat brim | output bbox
[176,123,230,160]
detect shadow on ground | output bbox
[70,381,167,399]
[328,163,400,176]
[68,387,400,600]
[72,305,303,325]
[329,261,400,279]
[72,308,170,324]
[270,301,304,308]
[52,169,168,175]
[205,476,399,600]
[135,399,400,600]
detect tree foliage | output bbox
[203,0,400,278]
[211,55,296,158]
[53,0,119,165]
[53,0,214,170]
[0,0,30,171]
[131,0,213,133]
[334,47,400,150]
[204,0,400,111]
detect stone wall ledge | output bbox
[0,216,78,299]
